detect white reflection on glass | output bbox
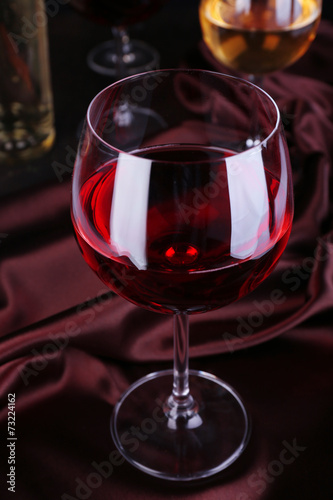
[110,152,151,270]
[276,0,293,26]
[236,0,251,15]
[274,136,288,235]
[226,147,270,260]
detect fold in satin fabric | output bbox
[0,18,333,500]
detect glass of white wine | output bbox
[199,0,322,86]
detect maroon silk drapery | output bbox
[0,12,333,500]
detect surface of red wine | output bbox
[70,0,166,26]
[72,145,292,314]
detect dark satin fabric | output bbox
[0,15,333,500]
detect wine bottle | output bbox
[0,0,55,162]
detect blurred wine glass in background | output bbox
[70,0,167,78]
[199,0,322,87]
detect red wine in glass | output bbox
[73,145,292,315]
[70,0,166,77]
[71,70,293,480]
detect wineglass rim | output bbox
[86,68,281,163]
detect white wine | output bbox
[0,0,55,162]
[199,0,321,75]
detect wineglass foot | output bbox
[87,39,159,77]
[111,369,250,481]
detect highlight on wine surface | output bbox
[71,70,293,481]
[199,0,322,75]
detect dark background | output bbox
[0,0,332,198]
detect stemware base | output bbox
[87,40,159,77]
[111,369,250,481]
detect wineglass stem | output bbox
[111,25,134,78]
[248,74,264,89]
[246,74,264,146]
[166,313,196,417]
[172,313,190,401]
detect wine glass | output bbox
[69,0,166,78]
[199,0,322,87]
[71,69,293,480]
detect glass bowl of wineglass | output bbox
[199,0,322,86]
[69,0,167,78]
[71,69,294,480]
